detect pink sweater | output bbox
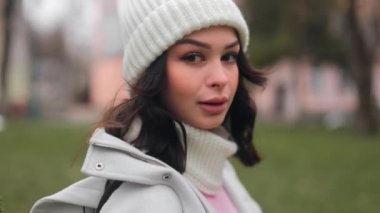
[203,188,238,213]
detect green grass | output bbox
[0,119,89,213]
[1,119,380,212]
[234,124,380,213]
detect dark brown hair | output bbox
[98,49,266,173]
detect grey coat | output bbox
[31,128,262,213]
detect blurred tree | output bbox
[0,0,15,116]
[245,0,378,134]
[345,0,379,134]
[245,0,347,66]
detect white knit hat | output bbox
[117,0,249,85]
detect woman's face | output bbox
[163,26,240,129]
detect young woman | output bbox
[31,0,266,212]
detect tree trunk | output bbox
[346,0,378,134]
[0,0,14,115]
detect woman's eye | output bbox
[222,53,237,63]
[181,53,204,63]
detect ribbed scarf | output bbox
[182,124,237,195]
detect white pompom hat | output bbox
[117,0,249,85]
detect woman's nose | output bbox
[206,61,229,88]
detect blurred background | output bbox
[0,0,379,212]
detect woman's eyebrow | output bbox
[175,39,240,50]
[225,41,240,49]
[175,39,210,49]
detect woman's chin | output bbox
[186,116,226,130]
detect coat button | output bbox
[162,173,171,181]
[95,162,104,170]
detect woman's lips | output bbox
[198,97,228,114]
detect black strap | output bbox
[95,180,123,213]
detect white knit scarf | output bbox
[182,124,237,195]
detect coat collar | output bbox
[81,128,212,213]
[82,128,181,184]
